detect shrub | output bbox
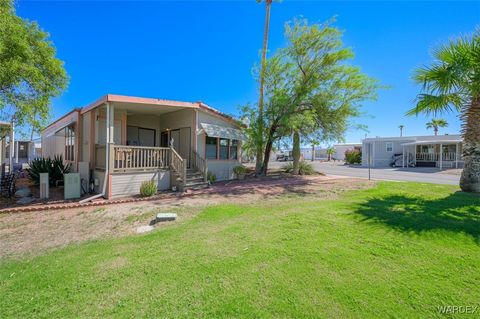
[233,165,247,175]
[140,180,157,197]
[345,149,362,164]
[26,155,72,186]
[283,161,316,175]
[207,172,217,184]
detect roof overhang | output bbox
[402,139,463,146]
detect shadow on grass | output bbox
[353,191,480,241]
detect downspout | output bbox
[79,103,110,203]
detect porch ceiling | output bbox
[110,102,191,115]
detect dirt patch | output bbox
[0,177,374,259]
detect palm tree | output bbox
[426,119,448,136]
[399,124,404,137]
[255,0,274,175]
[407,31,480,192]
[326,147,335,161]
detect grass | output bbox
[1,182,479,318]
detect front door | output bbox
[166,128,191,167]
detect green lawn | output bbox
[1,182,479,318]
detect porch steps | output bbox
[182,168,209,190]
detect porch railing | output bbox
[191,149,208,182]
[109,145,170,172]
[416,152,461,162]
[170,147,186,187]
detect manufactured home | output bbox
[42,94,246,198]
[362,134,464,169]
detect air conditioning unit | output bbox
[39,173,49,199]
[64,173,81,200]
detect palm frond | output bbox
[406,93,463,116]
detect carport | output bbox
[401,139,463,169]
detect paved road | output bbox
[267,161,461,186]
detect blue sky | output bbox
[16,0,480,144]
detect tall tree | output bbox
[245,19,378,175]
[425,119,448,136]
[254,0,274,175]
[407,30,479,192]
[0,0,68,131]
[399,124,404,137]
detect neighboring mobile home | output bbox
[362,134,464,169]
[42,94,246,198]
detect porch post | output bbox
[9,121,14,171]
[455,143,459,169]
[15,141,19,164]
[402,145,405,168]
[439,143,443,170]
[104,102,115,198]
[414,145,417,167]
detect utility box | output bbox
[64,173,81,200]
[39,173,49,199]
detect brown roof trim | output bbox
[45,94,241,132]
[43,108,81,133]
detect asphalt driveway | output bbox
[266,161,461,186]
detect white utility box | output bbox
[39,173,49,199]
[64,173,81,199]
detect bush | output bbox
[283,161,316,175]
[207,172,217,184]
[26,155,72,186]
[345,149,362,164]
[140,180,157,197]
[233,165,247,175]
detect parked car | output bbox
[276,151,293,161]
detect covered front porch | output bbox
[401,139,464,169]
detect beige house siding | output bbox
[110,170,170,198]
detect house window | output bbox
[206,136,218,159]
[386,142,393,152]
[65,124,75,161]
[229,140,238,160]
[219,138,229,160]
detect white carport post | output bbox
[439,143,443,170]
[9,120,14,171]
[413,144,417,167]
[402,145,405,168]
[455,143,459,169]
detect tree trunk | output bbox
[460,98,480,192]
[292,131,301,175]
[434,127,438,136]
[311,144,315,161]
[255,0,273,175]
[262,138,274,176]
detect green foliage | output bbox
[233,165,248,175]
[139,180,157,197]
[207,172,217,184]
[406,30,480,117]
[26,155,72,186]
[243,18,379,174]
[426,118,448,135]
[0,0,68,129]
[345,149,362,164]
[283,161,315,175]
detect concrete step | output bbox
[185,182,210,190]
[186,177,205,184]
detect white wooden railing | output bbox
[111,145,170,172]
[170,147,186,187]
[191,149,208,182]
[416,152,461,162]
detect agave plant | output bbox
[26,155,72,186]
